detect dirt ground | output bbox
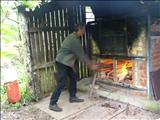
[68,98,160,120]
[1,103,54,120]
[1,98,160,120]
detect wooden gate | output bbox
[26,3,91,99]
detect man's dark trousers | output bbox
[50,61,77,105]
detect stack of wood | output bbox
[99,60,133,84]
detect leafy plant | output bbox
[1,1,40,109]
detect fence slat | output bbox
[27,4,91,99]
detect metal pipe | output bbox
[146,15,154,100]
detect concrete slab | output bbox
[34,91,100,120]
[33,78,160,120]
[68,99,127,120]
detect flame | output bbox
[100,59,147,88]
[118,64,128,75]
[100,59,133,81]
[118,61,133,76]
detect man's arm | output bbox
[70,39,93,68]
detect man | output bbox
[49,23,98,112]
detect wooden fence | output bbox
[26,3,91,99]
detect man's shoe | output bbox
[69,97,84,103]
[49,104,62,112]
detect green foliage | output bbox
[0,85,8,105]
[17,0,40,10]
[1,1,39,109]
[19,73,33,104]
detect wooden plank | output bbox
[43,69,47,96]
[56,10,61,50]
[43,13,50,62]
[34,16,41,64]
[33,32,39,64]
[64,8,70,36]
[51,66,56,89]
[51,11,55,27]
[53,31,58,58]
[89,72,97,98]
[72,5,84,79]
[39,69,44,97]
[30,33,36,65]
[27,16,42,98]
[46,12,52,62]
[58,10,63,46]
[132,60,136,86]
[50,30,55,59]
[33,61,55,70]
[79,5,83,23]
[77,5,81,23]
[36,18,42,64]
[61,9,65,27]
[41,69,45,96]
[77,5,83,78]
[46,31,51,62]
[76,6,79,24]
[79,62,82,79]
[63,8,67,39]
[42,31,47,63]
[82,5,89,78]
[38,31,44,64]
[51,11,57,58]
[113,59,118,82]
[49,12,54,60]
[40,15,46,64]
[75,61,80,79]
[67,7,74,32]
[48,67,53,92]
[46,67,50,93]
[37,15,42,64]
[49,31,54,61]
[72,6,76,25]
[29,16,36,65]
[60,9,65,43]
[47,12,54,61]
[50,66,56,93]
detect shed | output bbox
[18,1,160,101]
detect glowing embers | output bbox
[99,59,147,89]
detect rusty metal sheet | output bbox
[150,36,160,100]
[150,70,160,100]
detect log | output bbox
[89,73,97,98]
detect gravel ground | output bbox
[68,98,160,120]
[1,103,54,120]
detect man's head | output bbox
[74,23,86,37]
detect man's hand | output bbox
[90,64,99,71]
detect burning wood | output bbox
[98,58,147,89]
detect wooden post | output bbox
[113,59,118,82]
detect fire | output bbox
[117,60,133,81]
[100,59,133,82]
[118,64,128,76]
[99,59,147,88]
